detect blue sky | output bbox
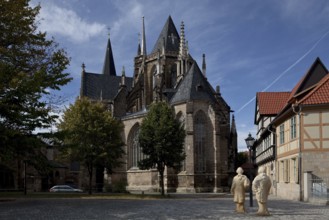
[31,0,329,151]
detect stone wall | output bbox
[303,151,329,179]
[126,169,159,192]
[276,182,300,200]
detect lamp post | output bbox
[245,133,255,207]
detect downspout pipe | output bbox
[292,103,302,201]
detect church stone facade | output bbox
[80,16,237,193]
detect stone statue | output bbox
[252,166,272,216]
[231,167,250,213]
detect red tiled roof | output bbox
[257,92,291,115]
[298,74,329,105]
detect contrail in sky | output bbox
[236,29,329,114]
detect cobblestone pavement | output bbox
[0,194,328,220]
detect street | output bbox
[0,195,328,220]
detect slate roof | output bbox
[81,72,133,100]
[170,61,218,104]
[256,92,291,115]
[151,16,180,54]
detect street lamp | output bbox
[245,133,255,207]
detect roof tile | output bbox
[257,92,290,115]
[299,74,329,105]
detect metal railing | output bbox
[310,174,329,205]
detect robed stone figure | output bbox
[231,167,250,213]
[252,166,272,216]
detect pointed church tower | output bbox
[229,114,238,172]
[202,54,206,77]
[151,16,180,54]
[102,33,117,76]
[137,33,141,56]
[121,66,126,87]
[80,62,86,98]
[141,16,147,56]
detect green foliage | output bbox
[138,102,186,195]
[0,0,71,168]
[58,97,125,194]
[111,179,128,193]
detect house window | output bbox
[279,124,285,145]
[279,160,289,183]
[194,111,207,173]
[291,158,299,183]
[284,160,289,183]
[280,160,284,182]
[290,116,297,140]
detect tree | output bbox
[0,0,71,185]
[58,97,124,194]
[138,102,186,196]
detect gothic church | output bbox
[80,16,237,193]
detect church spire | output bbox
[137,33,141,56]
[102,32,116,76]
[121,66,126,86]
[202,53,206,77]
[141,16,147,56]
[179,21,187,58]
[231,114,237,135]
[80,62,86,98]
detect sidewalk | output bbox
[167,193,329,219]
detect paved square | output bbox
[0,195,328,219]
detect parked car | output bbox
[49,185,83,193]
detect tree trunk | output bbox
[88,163,93,195]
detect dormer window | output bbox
[196,84,203,91]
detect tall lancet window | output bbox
[151,65,157,90]
[128,124,145,169]
[194,111,207,172]
[176,112,185,171]
[170,65,177,88]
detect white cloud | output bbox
[37,3,106,43]
[277,0,329,28]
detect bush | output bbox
[111,180,127,193]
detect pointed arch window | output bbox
[170,64,177,88]
[128,124,145,169]
[152,65,157,89]
[176,112,186,171]
[194,111,207,173]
